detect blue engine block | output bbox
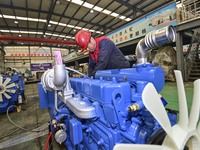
[0,73,25,113]
[38,63,177,150]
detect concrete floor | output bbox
[0,80,195,150]
[160,81,194,112]
[0,82,65,150]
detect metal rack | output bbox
[176,0,200,81]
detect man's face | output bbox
[87,37,96,52]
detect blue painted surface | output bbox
[39,63,177,150]
[95,63,165,92]
[0,73,25,113]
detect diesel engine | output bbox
[38,25,179,149]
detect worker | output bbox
[75,30,130,77]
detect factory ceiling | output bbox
[0,0,174,49]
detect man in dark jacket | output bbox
[75,30,130,77]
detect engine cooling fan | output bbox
[114,70,200,150]
[0,76,16,102]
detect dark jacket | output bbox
[88,37,130,77]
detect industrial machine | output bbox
[0,68,25,113]
[38,26,200,150]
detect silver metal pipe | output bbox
[54,91,60,112]
[135,38,149,64]
[53,65,66,88]
[136,25,176,64]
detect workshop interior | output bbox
[0,0,200,150]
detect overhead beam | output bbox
[3,44,71,49]
[36,0,43,38]
[0,10,13,36]
[0,25,74,37]
[92,1,117,37]
[51,1,71,40]
[2,42,76,49]
[0,35,77,45]
[115,0,145,13]
[43,0,57,35]
[176,17,200,32]
[58,1,85,39]
[0,4,111,30]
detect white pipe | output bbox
[65,67,89,78]
[54,91,60,112]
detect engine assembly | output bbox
[0,68,25,113]
[38,26,200,150]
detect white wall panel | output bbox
[3,46,69,75]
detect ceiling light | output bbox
[89,29,95,32]
[28,18,39,21]
[52,34,59,37]
[110,12,119,17]
[74,26,82,29]
[0,30,43,34]
[67,24,75,28]
[0,30,9,32]
[38,19,46,22]
[3,14,15,19]
[90,10,94,13]
[93,6,103,12]
[19,34,21,37]
[49,21,58,25]
[58,22,66,26]
[119,16,126,20]
[82,28,88,31]
[73,29,76,32]
[102,9,111,15]
[69,1,131,22]
[45,33,52,36]
[21,43,23,45]
[59,35,65,38]
[20,31,28,33]
[71,0,83,5]
[16,16,28,20]
[83,2,94,9]
[0,13,103,34]
[11,30,19,33]
[125,18,132,22]
[0,14,47,22]
[65,36,72,38]
[14,20,18,24]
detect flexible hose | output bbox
[0,106,22,139]
[6,105,48,132]
[65,67,89,78]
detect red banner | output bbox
[8,53,65,57]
